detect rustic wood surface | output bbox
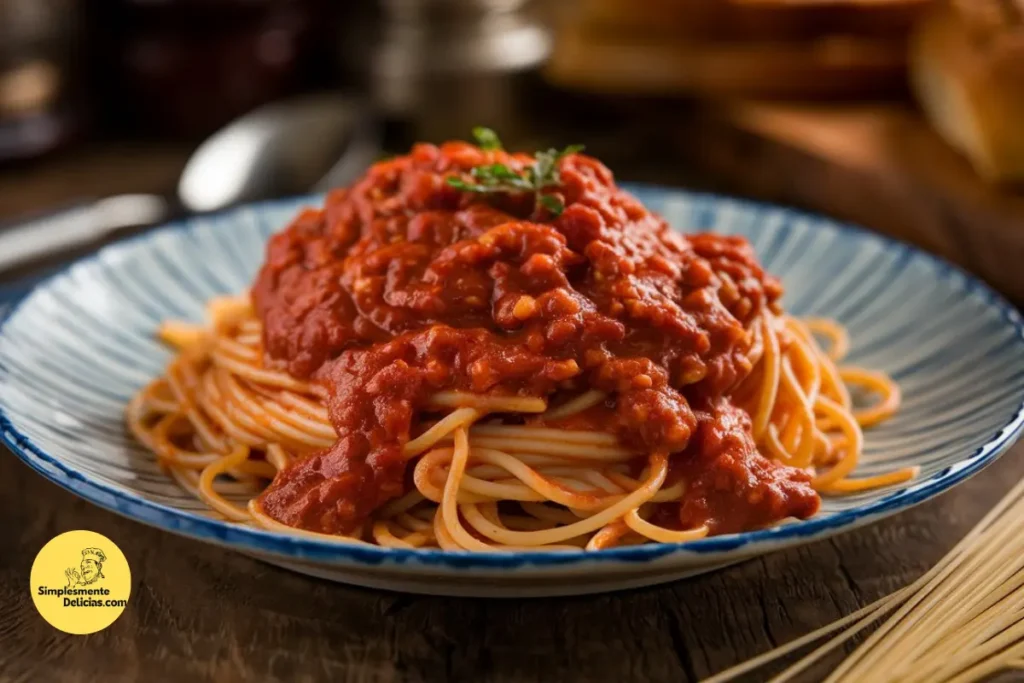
[1,130,1023,682]
[3,442,1021,683]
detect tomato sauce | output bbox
[252,141,819,536]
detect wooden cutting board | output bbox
[669,102,1024,303]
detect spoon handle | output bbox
[0,194,169,273]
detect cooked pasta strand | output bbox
[128,303,904,552]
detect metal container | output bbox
[368,0,552,144]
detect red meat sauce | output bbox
[251,141,820,537]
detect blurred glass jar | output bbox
[0,0,84,162]
[348,0,552,145]
[107,0,327,139]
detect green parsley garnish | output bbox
[537,194,565,215]
[447,128,584,217]
[472,126,503,151]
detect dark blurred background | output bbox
[1,0,1022,298]
[1,0,560,160]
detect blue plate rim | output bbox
[2,186,1023,570]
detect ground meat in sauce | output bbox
[252,141,820,536]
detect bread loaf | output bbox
[547,25,909,99]
[581,0,935,40]
[547,0,934,98]
[910,0,1024,182]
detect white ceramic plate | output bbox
[2,187,1023,597]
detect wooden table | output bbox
[4,439,1021,682]
[1,129,1022,682]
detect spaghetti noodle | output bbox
[127,295,907,551]
[705,475,1024,683]
[126,134,910,550]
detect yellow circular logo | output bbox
[30,530,131,634]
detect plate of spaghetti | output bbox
[2,131,1023,596]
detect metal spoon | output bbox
[0,93,378,272]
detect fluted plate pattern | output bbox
[1,187,1022,596]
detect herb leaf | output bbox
[538,194,565,216]
[447,128,584,217]
[471,164,526,185]
[472,127,503,151]
[447,178,493,193]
